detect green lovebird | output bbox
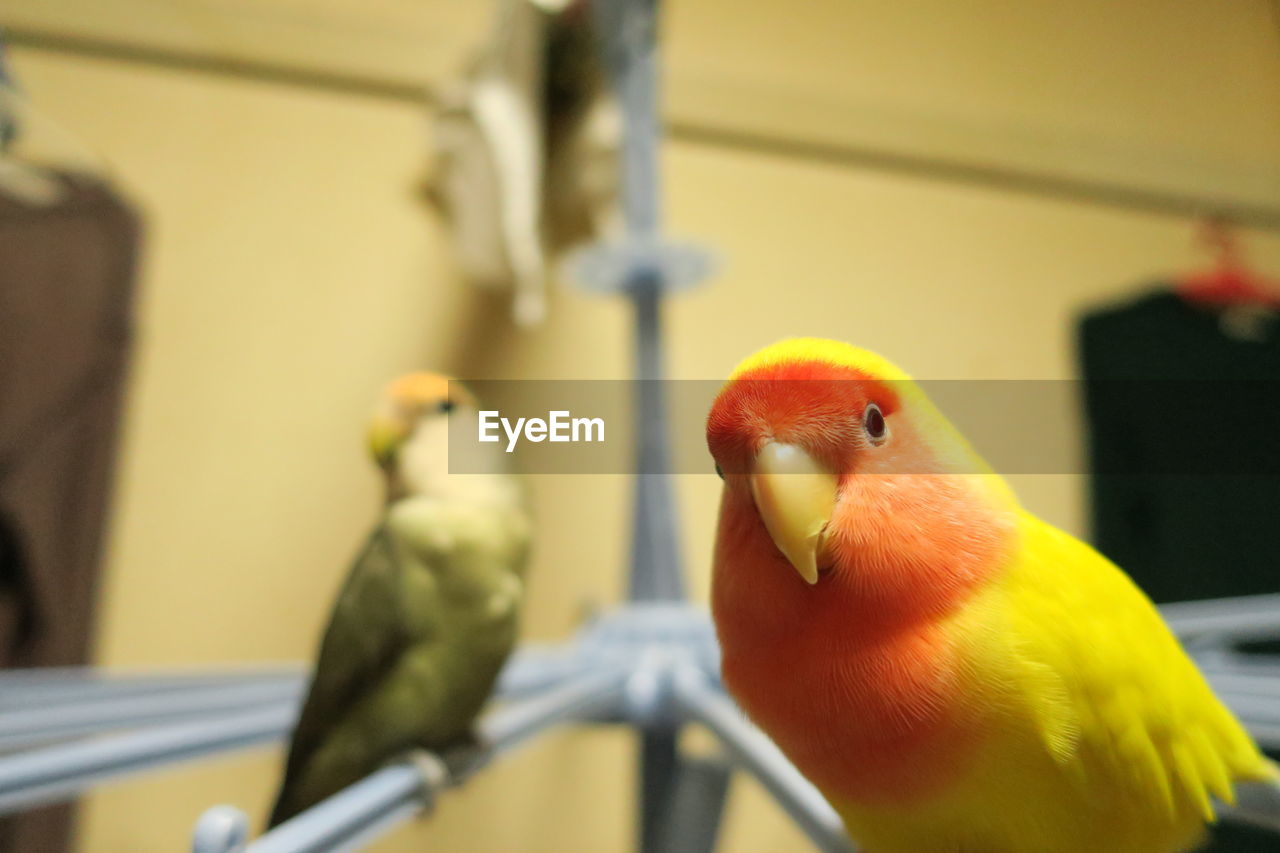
[268,372,531,827]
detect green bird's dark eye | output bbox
[437,399,456,415]
[863,402,887,443]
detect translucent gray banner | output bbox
[447,380,1280,476]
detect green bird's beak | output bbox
[750,442,838,585]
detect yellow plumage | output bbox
[729,337,913,382]
[834,510,1275,853]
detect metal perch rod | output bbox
[489,644,600,698]
[0,644,577,756]
[1225,783,1280,834]
[182,637,1280,852]
[0,663,301,686]
[671,668,856,853]
[1162,594,1280,641]
[0,667,304,708]
[0,647,589,818]
[0,679,304,751]
[0,704,296,815]
[201,666,631,853]
[0,606,1271,838]
[1199,656,1280,691]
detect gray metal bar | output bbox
[244,760,437,853]
[1161,594,1280,641]
[654,753,732,853]
[324,788,433,853]
[1207,672,1280,700]
[1188,680,1280,747]
[671,669,856,853]
[0,679,304,750]
[597,5,691,846]
[609,0,661,241]
[627,310,685,603]
[593,0,685,604]
[0,645,576,712]
[638,728,680,853]
[1214,692,1280,725]
[0,643,574,710]
[239,666,629,853]
[192,804,251,853]
[494,644,592,699]
[0,703,295,815]
[479,665,629,754]
[1242,722,1280,750]
[1224,781,1280,833]
[1197,654,1280,679]
[0,645,593,814]
[0,668,303,709]
[0,663,301,686]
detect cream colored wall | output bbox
[7,3,1280,851]
[7,0,1280,211]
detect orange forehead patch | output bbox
[385,372,475,410]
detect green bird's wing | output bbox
[269,499,529,827]
[269,523,412,825]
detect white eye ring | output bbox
[863,402,888,445]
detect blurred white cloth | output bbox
[429,0,619,326]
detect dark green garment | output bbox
[1078,288,1280,852]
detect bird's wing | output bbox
[270,499,529,826]
[1006,512,1273,821]
[299,497,531,757]
[270,522,418,823]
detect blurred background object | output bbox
[1080,219,1280,605]
[428,0,619,326]
[1078,215,1280,852]
[0,1,1277,851]
[0,31,141,853]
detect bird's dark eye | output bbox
[437,399,456,415]
[714,463,725,480]
[863,402,887,443]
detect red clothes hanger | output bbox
[1178,216,1280,308]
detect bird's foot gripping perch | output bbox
[403,750,451,816]
[434,732,489,786]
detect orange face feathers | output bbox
[706,337,1014,603]
[368,372,474,469]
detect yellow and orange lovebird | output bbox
[706,338,1277,853]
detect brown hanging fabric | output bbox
[0,171,141,853]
